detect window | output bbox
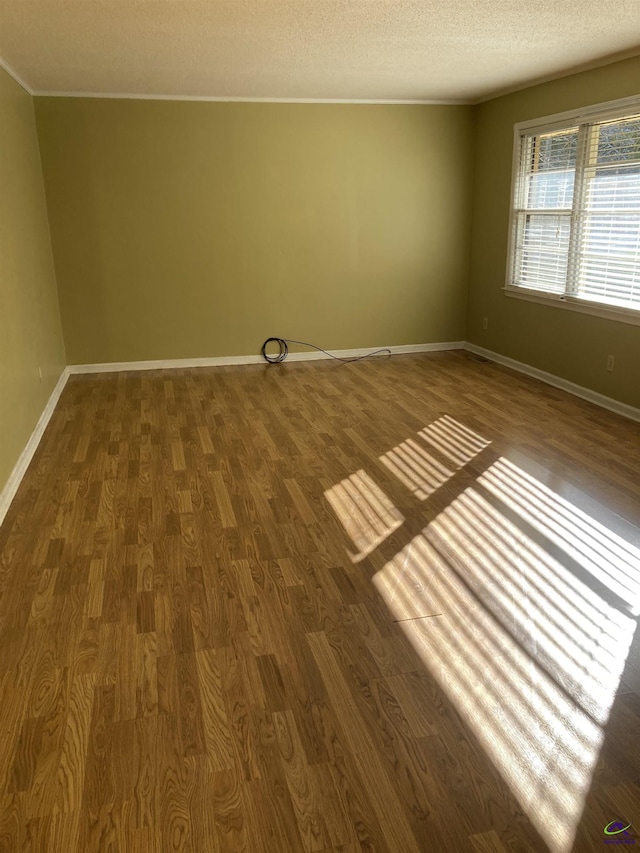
[507,97,640,322]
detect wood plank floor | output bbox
[0,351,639,852]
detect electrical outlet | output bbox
[482,317,488,330]
[38,366,43,382]
[607,355,615,372]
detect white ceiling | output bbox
[0,0,638,103]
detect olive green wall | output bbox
[467,55,640,408]
[34,99,474,364]
[0,67,66,495]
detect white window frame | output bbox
[504,95,640,327]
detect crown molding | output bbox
[4,44,638,106]
[30,90,471,105]
[471,47,640,105]
[0,55,34,95]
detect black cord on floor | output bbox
[261,337,391,364]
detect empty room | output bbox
[0,1,639,850]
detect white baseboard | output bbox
[67,341,466,374]
[464,343,640,423]
[0,367,71,529]
[68,354,264,373]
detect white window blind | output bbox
[509,100,640,314]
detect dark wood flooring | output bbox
[0,351,639,852]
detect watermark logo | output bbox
[604,820,636,845]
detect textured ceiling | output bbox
[0,0,638,102]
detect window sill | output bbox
[503,287,640,327]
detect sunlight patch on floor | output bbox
[324,415,639,852]
[324,469,404,562]
[418,415,491,466]
[479,457,640,612]
[380,438,454,500]
[380,416,491,501]
[372,465,637,852]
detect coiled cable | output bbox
[261,337,391,364]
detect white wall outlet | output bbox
[607,355,615,372]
